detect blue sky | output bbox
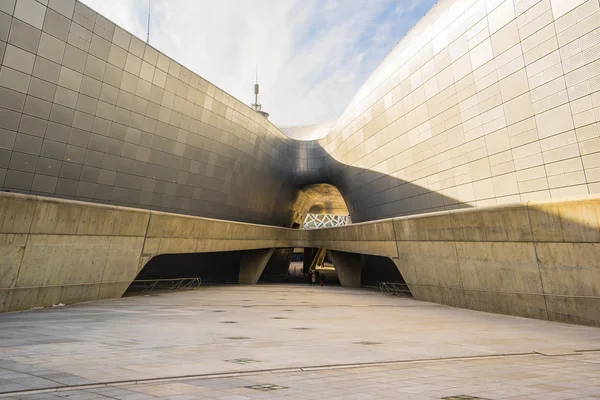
[81,0,437,126]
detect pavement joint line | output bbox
[102,304,437,307]
[533,351,584,357]
[0,351,540,397]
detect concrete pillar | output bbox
[238,248,275,285]
[328,250,362,288]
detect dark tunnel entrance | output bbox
[124,248,409,295]
[257,248,341,286]
[359,254,412,297]
[360,255,407,287]
[258,248,295,283]
[126,251,243,294]
[126,247,343,294]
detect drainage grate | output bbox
[271,317,287,320]
[281,309,295,312]
[226,358,259,364]
[246,384,287,392]
[226,336,250,340]
[292,327,312,330]
[213,310,225,313]
[442,396,491,400]
[354,341,382,345]
[220,321,238,324]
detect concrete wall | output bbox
[0,192,295,312]
[1,191,598,326]
[393,196,600,326]
[306,194,600,327]
[306,218,398,258]
[0,192,149,312]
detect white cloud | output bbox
[81,0,434,127]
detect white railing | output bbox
[303,214,350,229]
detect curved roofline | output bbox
[277,120,337,141]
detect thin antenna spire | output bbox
[146,0,151,44]
[251,64,269,119]
[254,64,259,106]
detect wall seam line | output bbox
[8,197,37,312]
[96,235,116,300]
[390,219,417,291]
[136,211,154,274]
[452,237,465,292]
[525,201,549,321]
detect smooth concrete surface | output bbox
[238,248,275,285]
[0,192,149,313]
[393,195,600,326]
[0,192,291,313]
[1,191,600,326]
[0,190,398,313]
[328,250,362,288]
[3,356,598,400]
[0,286,598,398]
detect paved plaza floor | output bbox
[0,285,598,399]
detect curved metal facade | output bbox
[316,0,600,222]
[2,0,600,226]
[0,0,308,226]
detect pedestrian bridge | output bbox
[0,191,598,327]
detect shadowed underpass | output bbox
[132,252,243,286]
[126,248,407,292]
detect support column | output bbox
[328,250,362,288]
[238,248,275,285]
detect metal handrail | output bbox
[129,277,203,294]
[0,277,202,291]
[379,282,412,297]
